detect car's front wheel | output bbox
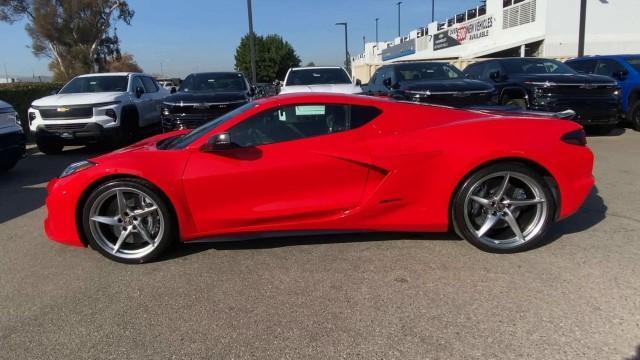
[81,179,176,263]
[451,162,555,253]
[627,100,640,131]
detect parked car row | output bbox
[0,99,26,172]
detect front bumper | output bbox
[0,129,27,164]
[529,98,619,125]
[44,176,86,247]
[34,122,119,144]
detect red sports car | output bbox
[45,93,594,263]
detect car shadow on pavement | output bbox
[161,232,460,261]
[0,146,102,225]
[539,185,607,247]
[627,345,640,360]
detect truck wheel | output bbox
[117,107,140,146]
[36,140,64,155]
[627,100,640,131]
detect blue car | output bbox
[566,55,640,131]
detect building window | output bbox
[503,0,513,7]
[478,5,487,16]
[467,8,477,20]
[456,13,466,23]
[447,18,454,27]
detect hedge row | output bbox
[0,82,63,133]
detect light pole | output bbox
[578,0,587,56]
[335,22,349,73]
[375,18,379,44]
[397,1,402,37]
[431,0,435,23]
[246,0,257,84]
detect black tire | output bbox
[0,159,19,173]
[81,178,177,264]
[502,95,527,110]
[451,162,556,253]
[585,125,615,136]
[627,100,640,131]
[117,107,140,146]
[36,140,64,155]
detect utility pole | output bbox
[335,22,349,73]
[397,2,402,37]
[578,0,587,57]
[375,18,379,44]
[247,0,257,84]
[363,36,366,51]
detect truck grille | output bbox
[39,107,93,120]
[44,123,88,131]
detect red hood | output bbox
[91,130,190,163]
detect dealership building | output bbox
[352,0,640,82]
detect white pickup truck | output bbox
[279,66,363,95]
[28,72,169,154]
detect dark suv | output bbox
[161,72,254,131]
[464,58,621,129]
[566,55,640,131]
[364,62,495,107]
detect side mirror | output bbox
[355,79,362,86]
[249,86,256,97]
[170,86,177,94]
[202,133,236,152]
[613,70,628,81]
[489,71,504,82]
[50,89,59,95]
[135,86,145,98]
[383,78,392,89]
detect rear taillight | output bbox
[561,129,587,146]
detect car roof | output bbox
[254,92,390,106]
[77,72,146,77]
[186,71,244,76]
[567,54,640,61]
[289,66,345,71]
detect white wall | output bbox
[543,0,640,57]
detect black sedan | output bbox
[364,61,495,107]
[161,72,254,131]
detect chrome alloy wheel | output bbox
[463,171,548,249]
[88,187,165,260]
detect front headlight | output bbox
[60,160,95,178]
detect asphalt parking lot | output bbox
[1,129,639,360]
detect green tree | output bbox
[0,0,135,80]
[305,61,316,67]
[235,33,301,83]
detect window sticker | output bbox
[295,105,326,116]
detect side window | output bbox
[228,104,380,147]
[464,63,484,79]
[567,60,596,74]
[595,60,626,78]
[373,67,386,87]
[131,77,145,93]
[482,61,503,80]
[142,77,159,93]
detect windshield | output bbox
[395,63,464,81]
[179,73,248,92]
[59,76,129,94]
[502,59,577,75]
[170,102,257,149]
[285,68,351,86]
[625,57,640,72]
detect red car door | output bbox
[181,103,373,237]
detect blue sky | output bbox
[0,0,481,78]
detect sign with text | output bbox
[433,15,495,51]
[381,39,416,61]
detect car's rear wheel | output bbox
[81,179,176,263]
[452,162,555,252]
[36,140,64,155]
